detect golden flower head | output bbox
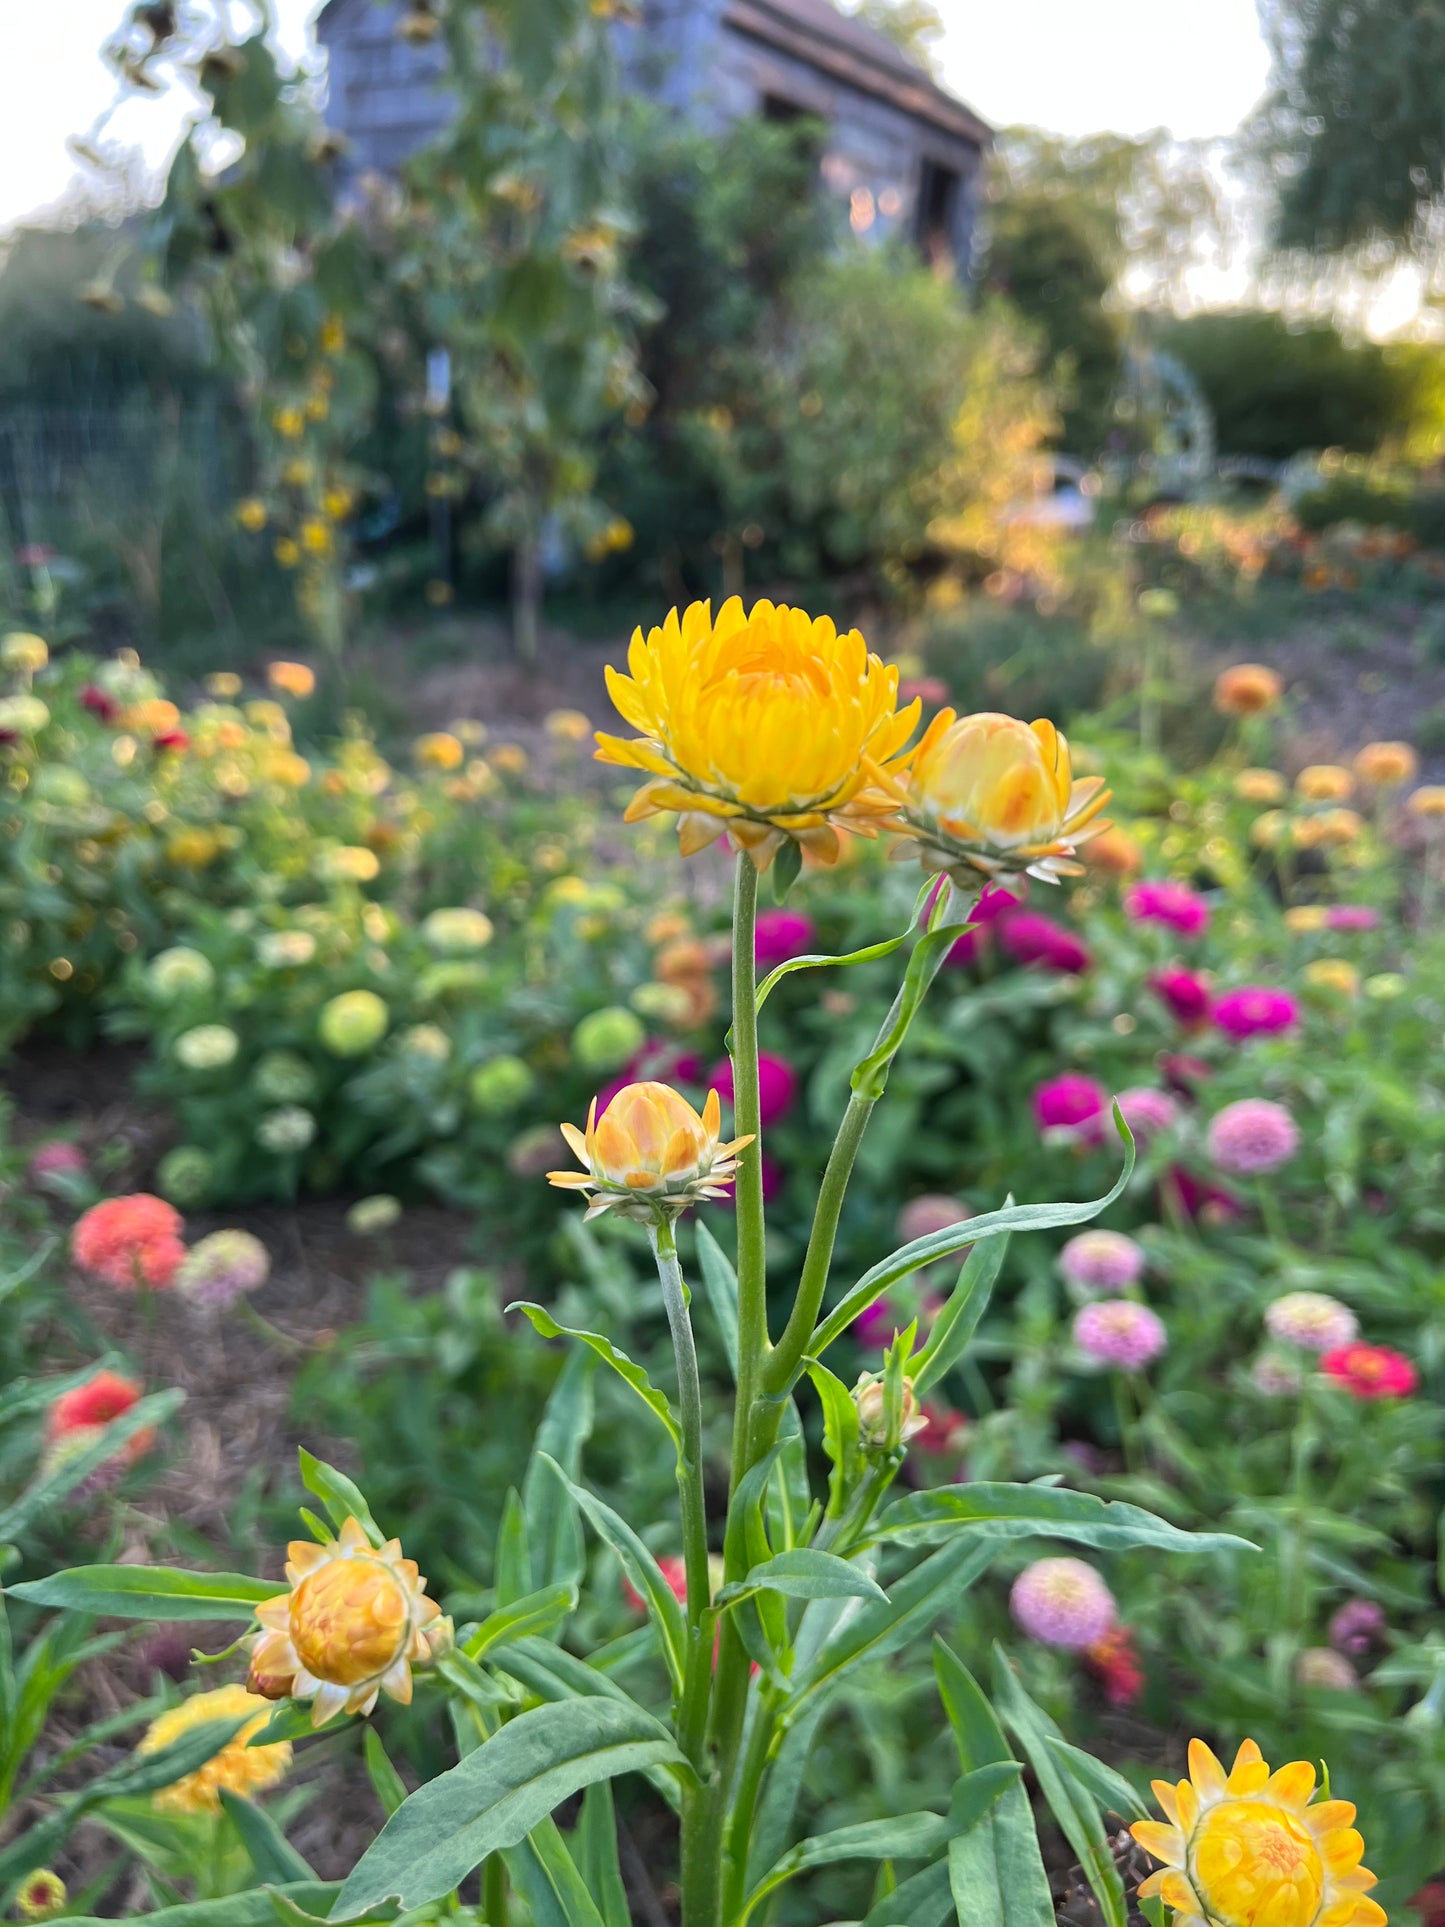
[415,731,464,770]
[1297,808,1363,850]
[15,1871,66,1921]
[1082,824,1142,876]
[1215,664,1283,717]
[236,498,268,533]
[1295,765,1354,804]
[137,1683,292,1813]
[1353,740,1416,787]
[886,710,1110,885]
[205,672,243,699]
[545,708,593,744]
[548,1080,753,1223]
[1131,1737,1383,1927]
[268,661,315,700]
[274,538,300,569]
[1234,768,1287,805]
[1406,784,1445,820]
[247,1516,451,1726]
[595,597,920,870]
[1304,958,1360,997]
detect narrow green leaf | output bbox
[363,1729,408,1819]
[465,1583,578,1663]
[524,1352,594,1592]
[503,1818,607,1927]
[331,1700,688,1916]
[298,1452,381,1546]
[0,1391,184,1542]
[508,1306,680,1450]
[858,1854,953,1927]
[770,837,803,901]
[7,1565,283,1622]
[694,1223,739,1380]
[575,1781,631,1927]
[60,1887,339,1927]
[741,1811,954,1924]
[753,931,910,1016]
[247,1702,340,1747]
[724,1549,885,1606]
[807,1361,862,1520]
[868,1483,1254,1556]
[219,1788,316,1884]
[495,1489,531,1609]
[911,1233,1009,1395]
[1044,1737,1150,1823]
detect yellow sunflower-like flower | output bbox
[1131,1737,1385,1927]
[595,597,920,870]
[548,1081,753,1223]
[137,1683,292,1814]
[882,710,1110,884]
[246,1516,452,1726]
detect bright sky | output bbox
[1,0,1274,233]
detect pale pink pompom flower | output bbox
[1265,1290,1358,1354]
[1010,1558,1116,1649]
[1058,1229,1145,1294]
[1207,1098,1299,1176]
[1073,1299,1167,1370]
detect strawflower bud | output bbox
[852,1370,927,1449]
[548,1080,753,1222]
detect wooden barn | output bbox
[315,0,992,275]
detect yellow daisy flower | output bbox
[595,597,920,870]
[1131,1737,1385,1927]
[137,1683,291,1814]
[548,1081,753,1223]
[246,1516,452,1727]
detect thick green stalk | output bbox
[722,1693,781,1921]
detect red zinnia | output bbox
[1321,1343,1418,1400]
[71,1194,185,1290]
[1082,1623,1144,1706]
[47,1369,153,1464]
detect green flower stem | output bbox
[484,1854,509,1927]
[722,1690,781,1922]
[648,1217,712,1770]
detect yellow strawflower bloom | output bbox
[1305,959,1360,997]
[1234,769,1286,805]
[235,498,268,533]
[137,1683,292,1814]
[15,1870,66,1920]
[1407,785,1445,819]
[247,1516,451,1726]
[885,710,1110,884]
[1295,765,1354,803]
[595,597,920,870]
[549,1081,753,1223]
[1132,1737,1384,1927]
[1,632,49,673]
[414,731,464,770]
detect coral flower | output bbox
[138,1684,292,1813]
[1131,1737,1385,1927]
[595,597,920,869]
[888,711,1110,885]
[1214,663,1283,716]
[246,1516,452,1725]
[71,1194,185,1290]
[1353,740,1417,787]
[548,1080,754,1222]
[1084,825,1143,876]
[1126,880,1211,937]
[1321,1343,1418,1400]
[47,1369,151,1457]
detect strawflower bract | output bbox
[596,596,919,868]
[548,1081,752,1222]
[247,1516,451,1725]
[1131,1737,1384,1927]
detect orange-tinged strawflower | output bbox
[883,710,1110,884]
[1132,1737,1384,1927]
[1083,824,1142,876]
[267,661,315,700]
[548,1081,753,1223]
[1353,740,1416,787]
[595,597,920,870]
[138,1684,292,1814]
[1215,664,1283,716]
[246,1516,451,1726]
[1295,765,1354,804]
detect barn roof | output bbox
[722,0,992,148]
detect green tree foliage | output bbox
[1256,0,1445,255]
[1159,308,1445,460]
[840,0,946,74]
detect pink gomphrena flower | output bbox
[1034,1073,1108,1144]
[709,1052,798,1128]
[1207,1098,1299,1176]
[70,1195,186,1291]
[1323,905,1380,933]
[1082,1623,1144,1706]
[753,908,815,970]
[896,1193,972,1245]
[1321,1343,1419,1400]
[1073,1299,1168,1370]
[1116,1087,1179,1145]
[898,675,950,707]
[1211,985,1300,1040]
[27,1140,88,1191]
[1252,1351,1305,1396]
[1059,1230,1145,1295]
[174,1230,271,1311]
[1125,879,1211,938]
[1329,1599,1387,1656]
[1010,1558,1116,1649]
[1265,1290,1358,1355]
[998,912,1090,974]
[1168,1166,1241,1224]
[1148,966,1212,1029]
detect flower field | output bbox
[0,589,1443,1927]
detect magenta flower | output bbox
[754,909,816,970]
[1211,985,1300,1039]
[1059,1229,1145,1294]
[710,1052,798,1128]
[852,1297,900,1347]
[944,926,982,969]
[1034,1073,1108,1142]
[1116,1086,1179,1144]
[1148,966,1212,1029]
[28,1141,88,1188]
[1010,1558,1116,1649]
[1168,1166,1242,1223]
[999,912,1090,974]
[1207,1098,1299,1175]
[1323,905,1380,933]
[1073,1299,1168,1369]
[973,884,1023,924]
[1126,879,1210,937]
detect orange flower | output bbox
[548,1081,752,1222]
[1295,764,1353,803]
[71,1195,185,1290]
[267,661,316,700]
[1353,740,1417,787]
[1082,824,1142,876]
[1214,664,1283,716]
